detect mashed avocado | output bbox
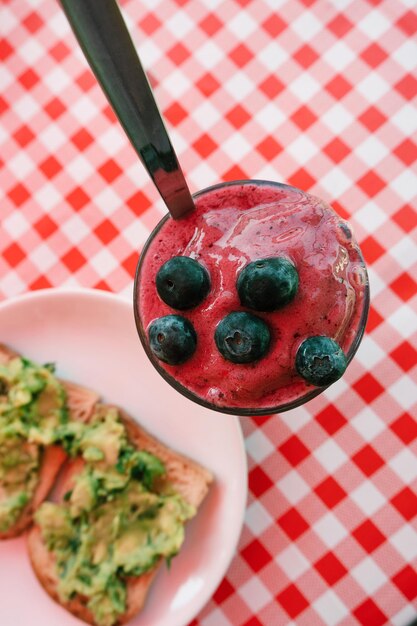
[0,357,67,532]
[36,407,196,626]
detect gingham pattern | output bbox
[1,1,417,625]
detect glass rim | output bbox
[133,179,370,417]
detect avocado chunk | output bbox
[0,357,67,531]
[36,406,196,626]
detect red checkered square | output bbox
[323,138,350,164]
[22,11,43,33]
[13,125,35,147]
[392,565,417,600]
[359,106,387,131]
[316,405,347,435]
[61,248,87,272]
[98,159,122,183]
[325,75,353,99]
[224,164,248,181]
[315,477,347,509]
[352,445,385,477]
[139,13,161,35]
[213,578,235,604]
[391,487,417,521]
[256,136,282,160]
[49,41,70,62]
[395,74,417,100]
[314,552,348,585]
[390,273,417,301]
[278,508,309,540]
[199,13,223,36]
[288,168,315,191]
[361,236,385,263]
[360,43,388,68]
[396,10,417,35]
[0,39,13,61]
[279,435,310,466]
[39,156,62,179]
[242,618,263,626]
[71,128,94,150]
[126,191,152,217]
[229,44,253,68]
[353,599,387,626]
[44,97,66,119]
[354,373,385,403]
[34,216,58,239]
[106,105,120,122]
[390,413,417,444]
[248,465,274,497]
[164,102,188,126]
[259,75,285,98]
[94,280,111,292]
[332,200,350,220]
[262,15,286,37]
[357,171,386,197]
[66,187,90,211]
[196,73,220,96]
[167,43,190,66]
[193,134,218,158]
[277,584,309,619]
[241,539,271,573]
[0,95,8,116]
[291,105,317,131]
[294,44,319,69]
[30,276,53,290]
[390,341,417,372]
[18,69,40,89]
[95,220,119,245]
[353,520,386,553]
[121,252,139,279]
[393,205,417,233]
[2,243,25,268]
[327,14,354,37]
[76,70,96,92]
[366,306,384,332]
[394,139,417,166]
[7,183,30,207]
[226,105,251,129]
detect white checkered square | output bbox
[351,557,387,594]
[351,482,386,516]
[276,544,310,580]
[245,430,275,463]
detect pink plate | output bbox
[0,288,247,626]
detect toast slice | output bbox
[0,344,99,539]
[28,406,213,626]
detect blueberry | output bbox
[215,312,270,364]
[156,256,210,310]
[237,257,299,312]
[148,315,197,365]
[295,336,347,387]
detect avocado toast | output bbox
[28,404,213,626]
[0,344,98,539]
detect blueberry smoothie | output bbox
[134,181,369,415]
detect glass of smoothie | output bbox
[59,2,370,416]
[134,180,370,416]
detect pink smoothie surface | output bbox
[136,182,368,412]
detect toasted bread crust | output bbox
[117,407,213,509]
[28,404,213,625]
[28,524,159,626]
[0,344,99,539]
[0,445,66,540]
[0,343,20,364]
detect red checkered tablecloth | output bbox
[1,1,417,625]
